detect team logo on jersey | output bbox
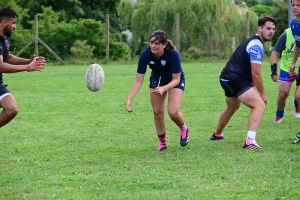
[5,40,10,51]
[148,61,155,65]
[161,60,166,66]
[248,45,263,61]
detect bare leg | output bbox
[0,95,18,128]
[276,81,291,111]
[167,88,184,126]
[214,96,240,134]
[238,87,265,132]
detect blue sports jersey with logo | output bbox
[291,18,300,48]
[220,35,264,82]
[137,46,184,82]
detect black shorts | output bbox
[0,84,10,96]
[220,79,253,98]
[149,76,185,91]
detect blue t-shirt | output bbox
[220,35,264,82]
[137,46,184,82]
[291,18,300,48]
[0,36,10,83]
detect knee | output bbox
[278,92,289,99]
[153,110,164,120]
[226,106,239,115]
[168,110,179,119]
[257,102,266,112]
[4,106,18,117]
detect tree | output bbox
[270,1,288,46]
[130,0,258,58]
[15,0,122,33]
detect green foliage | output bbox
[70,40,95,64]
[14,0,121,33]
[270,1,288,46]
[130,0,258,58]
[247,0,262,6]
[14,6,131,62]
[117,0,135,30]
[250,4,275,16]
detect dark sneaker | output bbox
[210,133,227,140]
[243,140,261,149]
[291,132,300,141]
[292,138,300,144]
[180,127,189,146]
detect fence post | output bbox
[176,13,180,53]
[106,14,110,63]
[246,12,250,39]
[34,15,38,56]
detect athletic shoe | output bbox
[210,133,227,140]
[273,116,283,123]
[292,138,300,144]
[291,132,300,141]
[180,127,189,146]
[294,105,300,118]
[243,140,261,149]
[157,143,167,151]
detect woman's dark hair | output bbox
[258,16,276,27]
[0,7,18,22]
[149,30,176,52]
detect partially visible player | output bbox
[210,16,276,149]
[289,0,300,143]
[271,28,300,123]
[0,6,46,128]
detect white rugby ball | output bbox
[85,63,105,92]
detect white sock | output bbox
[247,131,256,139]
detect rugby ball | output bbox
[85,63,105,92]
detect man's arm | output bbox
[0,55,45,73]
[290,47,300,76]
[5,53,30,65]
[0,55,28,72]
[270,50,280,82]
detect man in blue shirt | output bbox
[211,16,276,149]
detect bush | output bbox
[69,40,95,64]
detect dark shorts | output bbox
[220,79,252,98]
[149,76,185,91]
[0,84,10,96]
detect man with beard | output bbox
[210,16,276,149]
[0,6,46,128]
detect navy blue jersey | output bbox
[0,36,10,83]
[137,46,184,82]
[291,18,300,48]
[220,35,264,82]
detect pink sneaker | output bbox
[180,127,189,146]
[157,143,167,151]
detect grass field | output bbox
[1,60,300,199]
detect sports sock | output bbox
[246,131,256,145]
[215,133,223,137]
[179,123,187,131]
[276,110,284,117]
[294,99,298,107]
[158,133,166,144]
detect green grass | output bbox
[1,60,300,199]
